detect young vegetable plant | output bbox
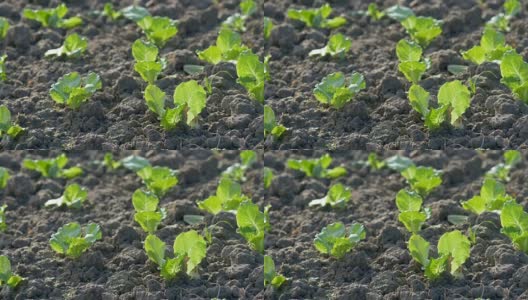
[287,154,347,179]
[287,4,346,29]
[0,54,6,81]
[264,255,287,289]
[366,3,386,21]
[102,3,123,21]
[132,189,166,234]
[137,166,178,198]
[197,28,249,65]
[173,80,207,126]
[45,184,88,209]
[401,165,442,197]
[50,72,102,109]
[144,231,207,279]
[314,222,366,259]
[0,205,7,232]
[45,34,88,59]
[137,16,178,48]
[0,167,7,189]
[366,153,386,170]
[102,153,122,170]
[197,177,250,215]
[0,256,23,288]
[309,33,352,59]
[0,105,24,139]
[49,222,102,259]
[132,39,163,84]
[313,72,366,109]
[397,39,428,84]
[264,167,273,189]
[236,201,270,254]
[23,4,83,29]
[221,150,258,182]
[486,150,521,182]
[486,0,521,32]
[461,178,514,215]
[0,17,9,40]
[309,183,352,209]
[408,231,470,280]
[401,16,442,48]
[264,106,287,139]
[396,189,429,233]
[462,27,512,65]
[236,51,267,103]
[264,17,273,40]
[23,154,83,179]
[500,201,528,253]
[500,50,528,103]
[407,80,471,130]
[222,0,257,32]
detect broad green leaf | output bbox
[45,33,88,58]
[134,61,162,84]
[385,5,415,22]
[408,234,430,267]
[173,80,207,125]
[45,183,88,209]
[132,189,159,212]
[134,211,163,233]
[437,80,471,125]
[121,5,150,22]
[102,3,122,20]
[401,165,442,197]
[437,230,470,275]
[399,211,427,233]
[49,222,101,258]
[50,72,102,109]
[236,201,267,253]
[309,33,351,58]
[23,4,82,29]
[144,84,166,118]
[236,51,266,103]
[173,230,207,275]
[137,166,178,198]
[367,3,385,21]
[399,61,427,83]
[500,51,528,90]
[0,17,9,40]
[408,84,430,118]
[395,189,423,212]
[132,39,159,62]
[137,16,178,48]
[401,16,443,48]
[309,183,351,208]
[144,234,166,267]
[120,155,151,171]
[287,4,346,29]
[396,39,422,62]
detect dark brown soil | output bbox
[264,150,528,299]
[264,0,528,150]
[0,151,265,299]
[0,0,263,150]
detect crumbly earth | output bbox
[264,0,528,150]
[0,151,265,299]
[264,150,528,299]
[0,0,263,150]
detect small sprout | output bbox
[287,4,347,29]
[102,3,123,21]
[173,80,208,126]
[314,222,366,259]
[49,222,102,259]
[309,183,352,209]
[137,16,178,48]
[132,189,166,233]
[23,154,83,179]
[385,5,415,22]
[132,39,163,84]
[0,168,7,189]
[264,255,287,289]
[144,231,207,279]
[137,166,178,198]
[487,0,521,32]
[396,39,428,84]
[45,34,88,59]
[0,17,9,40]
[287,154,347,179]
[221,150,258,182]
[102,153,122,170]
[121,5,150,22]
[500,201,528,253]
[23,4,82,29]
[461,178,514,215]
[49,72,102,109]
[486,150,522,182]
[236,201,269,254]
[396,189,428,233]
[45,184,88,209]
[401,16,442,48]
[264,17,273,40]
[0,105,24,139]
[0,256,23,288]
[309,33,352,59]
[236,51,267,103]
[500,50,528,103]
[462,27,512,65]
[264,106,287,139]
[367,3,386,21]
[197,177,250,215]
[263,167,273,189]
[401,165,442,197]
[313,72,366,109]
[197,28,249,65]
[0,54,6,81]
[0,205,7,232]
[367,153,386,170]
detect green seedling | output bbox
[309,33,352,58]
[401,165,442,197]
[197,177,250,215]
[367,3,386,21]
[0,54,6,81]
[50,72,102,109]
[385,5,415,22]
[462,27,512,65]
[23,154,83,179]
[120,155,151,171]
[264,255,287,289]
[49,222,102,258]
[500,201,528,253]
[23,4,82,29]
[102,3,123,20]
[486,150,521,182]
[396,39,428,84]
[236,201,269,254]
[264,17,273,40]
[401,16,442,48]
[45,184,88,209]
[102,153,122,170]
[287,154,347,179]
[0,205,6,232]
[45,34,88,59]
[396,189,429,233]
[486,0,521,32]
[137,16,178,48]
[221,150,257,183]
[287,4,346,29]
[366,153,386,170]
[132,189,166,234]
[137,166,178,198]
[197,28,249,65]
[313,72,366,109]
[121,5,150,22]
[0,256,23,288]
[0,105,24,139]
[132,39,164,84]
[264,167,273,189]
[309,183,352,209]
[461,178,514,215]
[236,51,267,103]
[314,222,366,259]
[264,106,287,139]
[500,50,528,103]
[0,17,9,40]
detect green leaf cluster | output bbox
[132,189,166,234]
[0,17,9,40]
[137,16,178,48]
[500,50,528,103]
[197,28,249,65]
[313,222,366,259]
[49,72,102,109]
[45,184,88,209]
[264,105,287,139]
[313,72,366,109]
[0,205,6,232]
[366,153,386,170]
[197,177,250,215]
[221,150,257,183]
[132,39,164,84]
[396,189,429,233]
[102,153,122,170]
[0,105,24,139]
[287,4,346,29]
[287,154,347,179]
[0,256,23,288]
[222,0,257,32]
[144,230,207,279]
[309,183,352,209]
[385,5,415,22]
[49,222,102,258]
[486,0,521,32]
[486,150,522,182]
[23,154,83,179]
[137,166,178,198]
[408,231,470,280]
[401,16,442,48]
[264,17,273,40]
[236,201,269,254]
[45,34,88,59]
[396,39,428,84]
[102,3,123,21]
[461,178,514,215]
[236,51,268,103]
[500,201,528,253]
[264,255,287,289]
[23,4,83,29]
[462,27,512,65]
[401,165,442,197]
[367,4,386,21]
[309,33,352,58]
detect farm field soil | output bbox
[265,0,528,150]
[265,150,528,299]
[0,151,265,299]
[0,0,263,150]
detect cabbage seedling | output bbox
[396,189,429,233]
[264,255,287,289]
[366,153,386,170]
[102,153,122,170]
[500,50,528,103]
[264,167,273,189]
[49,72,102,109]
[396,39,428,84]
[287,154,347,179]
[313,72,366,109]
[173,80,207,126]
[500,201,528,253]
[486,0,521,32]
[486,150,521,182]
[309,33,352,58]
[0,105,24,139]
[132,39,163,84]
[287,4,346,29]
[45,184,88,209]
[221,150,258,182]
[49,222,102,258]
[367,3,386,21]
[137,16,178,48]
[462,27,512,65]
[0,167,8,189]
[102,3,123,21]
[0,54,6,81]
[236,201,269,254]
[264,17,273,40]
[309,183,351,209]
[0,205,7,232]
[23,154,83,179]
[236,51,267,103]
[144,231,207,279]
[401,165,442,197]
[264,105,287,139]
[197,177,250,215]
[461,178,514,215]
[0,17,9,40]
[45,34,88,59]
[385,5,415,22]
[0,256,23,288]
[197,28,249,65]
[314,222,366,259]
[23,4,82,29]
[401,16,442,48]
[137,166,178,198]
[132,189,166,234]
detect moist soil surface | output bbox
[0,0,263,150]
[264,150,528,299]
[0,151,265,299]
[264,0,528,150]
